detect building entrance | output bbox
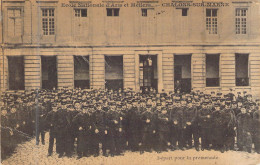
[174,55,191,93]
[41,56,57,90]
[139,55,158,93]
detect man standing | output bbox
[237,105,254,153]
[126,100,142,152]
[171,99,184,150]
[157,104,171,152]
[114,104,126,155]
[140,103,157,153]
[224,101,237,151]
[253,104,260,153]
[45,104,58,156]
[198,101,212,151]
[183,100,199,151]
[211,102,232,153]
[92,102,105,157]
[35,101,46,145]
[73,104,91,159]
[55,100,69,158]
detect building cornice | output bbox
[2,44,260,49]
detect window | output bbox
[75,9,87,17]
[8,56,24,90]
[206,54,220,87]
[41,56,57,89]
[42,9,55,35]
[141,9,147,16]
[235,54,249,86]
[206,9,218,34]
[107,8,119,16]
[7,8,22,37]
[74,56,90,89]
[235,9,247,34]
[105,56,123,90]
[182,8,188,16]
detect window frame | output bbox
[41,8,55,36]
[235,8,248,35]
[106,8,120,17]
[182,8,188,16]
[206,8,218,35]
[6,7,24,38]
[74,8,88,18]
[141,8,148,17]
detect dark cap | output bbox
[146,104,152,108]
[250,102,256,106]
[215,103,220,107]
[225,100,231,105]
[232,101,237,104]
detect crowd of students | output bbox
[1,88,260,160]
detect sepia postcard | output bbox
[0,0,260,164]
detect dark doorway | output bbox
[105,56,123,91]
[206,54,220,87]
[174,55,191,93]
[74,56,90,89]
[41,56,57,89]
[235,54,249,86]
[139,55,158,92]
[8,56,25,90]
[174,66,182,80]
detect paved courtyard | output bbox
[2,133,260,165]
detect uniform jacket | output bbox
[157,109,170,132]
[198,108,212,128]
[141,110,157,132]
[237,112,253,133]
[253,110,260,136]
[183,107,198,126]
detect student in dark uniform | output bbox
[45,104,58,156]
[106,102,117,156]
[211,102,232,153]
[237,106,254,153]
[55,100,69,158]
[126,99,141,152]
[171,99,185,150]
[183,100,199,151]
[140,103,157,154]
[73,104,91,159]
[157,104,171,152]
[35,101,46,145]
[224,101,237,151]
[198,101,212,151]
[253,104,260,154]
[92,102,105,157]
[114,104,126,155]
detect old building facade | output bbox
[0,0,260,97]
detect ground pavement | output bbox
[2,132,260,165]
